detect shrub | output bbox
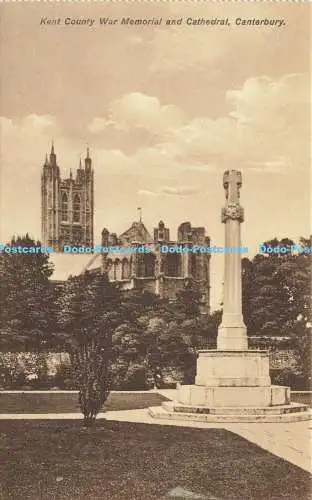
[270,368,311,390]
[120,364,149,390]
[54,362,75,389]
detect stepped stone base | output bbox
[148,403,312,423]
[148,349,311,423]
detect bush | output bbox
[119,364,149,390]
[54,362,75,389]
[0,353,74,390]
[270,368,311,390]
[0,353,27,389]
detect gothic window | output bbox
[122,259,130,279]
[165,254,180,277]
[137,254,155,277]
[107,260,114,281]
[61,192,68,222]
[73,194,80,223]
[145,254,155,277]
[137,255,145,277]
[190,254,197,279]
[190,254,202,280]
[204,262,209,281]
[114,259,122,280]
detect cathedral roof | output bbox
[49,253,101,281]
[119,221,153,244]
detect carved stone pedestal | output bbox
[195,350,271,387]
[148,349,311,422]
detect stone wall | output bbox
[0,352,70,379]
[0,339,301,388]
[270,349,299,371]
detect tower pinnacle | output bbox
[137,207,142,222]
[50,140,57,166]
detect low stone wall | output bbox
[270,349,299,371]
[0,352,70,377]
[0,338,302,389]
[0,346,300,376]
[248,337,300,372]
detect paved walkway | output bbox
[1,408,311,473]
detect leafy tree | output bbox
[292,319,312,387]
[242,238,311,336]
[0,234,55,349]
[242,236,312,385]
[110,288,203,387]
[174,279,202,319]
[58,272,121,426]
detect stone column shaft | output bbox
[217,170,247,351]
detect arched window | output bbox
[107,259,114,281]
[61,192,68,222]
[137,254,155,277]
[145,254,155,277]
[73,194,80,223]
[122,259,130,279]
[114,259,122,280]
[190,254,197,278]
[165,254,180,277]
[190,254,202,280]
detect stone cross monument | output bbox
[218,170,248,350]
[149,169,310,422]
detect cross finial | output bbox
[223,170,242,203]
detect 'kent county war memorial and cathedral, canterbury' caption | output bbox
[40,17,286,28]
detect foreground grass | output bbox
[0,421,310,500]
[0,391,169,413]
[1,392,310,414]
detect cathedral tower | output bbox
[41,143,94,251]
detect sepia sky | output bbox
[0,2,310,308]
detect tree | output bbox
[110,288,203,387]
[241,236,312,385]
[58,272,121,426]
[242,238,310,336]
[174,279,202,319]
[0,234,55,349]
[292,319,312,387]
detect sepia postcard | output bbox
[0,1,311,499]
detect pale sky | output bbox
[0,2,311,309]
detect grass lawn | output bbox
[0,392,169,413]
[0,392,310,414]
[0,421,310,500]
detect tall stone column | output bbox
[217,170,248,350]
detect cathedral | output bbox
[41,144,94,251]
[96,220,211,313]
[42,145,210,311]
